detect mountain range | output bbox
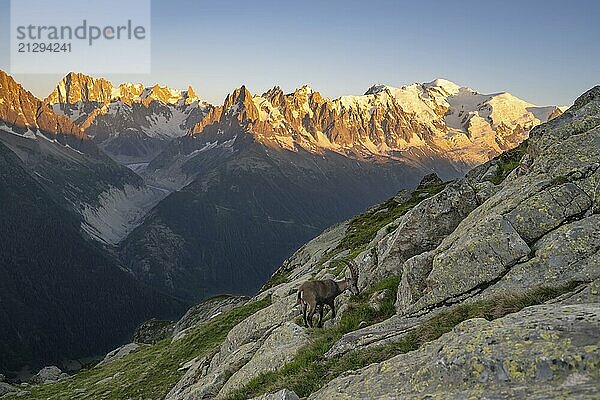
[0,69,563,374]
[43,73,562,168]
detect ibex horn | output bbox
[339,259,359,281]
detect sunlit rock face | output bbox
[191,79,562,167]
[0,70,82,137]
[44,72,209,163]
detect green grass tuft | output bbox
[261,267,294,291]
[338,183,447,252]
[550,175,570,186]
[24,297,271,400]
[489,140,529,185]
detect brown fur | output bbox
[296,261,359,328]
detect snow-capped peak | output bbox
[424,78,462,95]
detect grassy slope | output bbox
[228,276,402,399]
[227,282,581,399]
[24,297,271,400]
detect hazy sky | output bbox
[0,0,598,106]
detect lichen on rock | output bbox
[310,304,600,399]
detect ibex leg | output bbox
[328,300,336,319]
[302,303,308,327]
[307,304,316,328]
[317,304,324,328]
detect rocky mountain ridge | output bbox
[2,69,564,189]
[0,70,83,138]
[45,72,210,163]
[41,71,562,167]
[46,72,202,119]
[190,78,562,167]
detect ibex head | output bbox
[342,260,360,295]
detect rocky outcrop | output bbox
[310,304,600,399]
[374,178,479,287]
[249,389,300,400]
[471,214,600,302]
[133,319,175,345]
[133,295,251,345]
[218,322,309,397]
[416,172,444,189]
[399,87,600,317]
[95,343,140,368]
[172,295,249,340]
[61,359,83,374]
[0,382,24,397]
[557,277,600,305]
[30,366,67,384]
[166,297,303,400]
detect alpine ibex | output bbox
[296,260,359,328]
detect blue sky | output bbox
[0,0,598,105]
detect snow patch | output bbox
[81,184,171,244]
[127,163,149,174]
[424,78,462,95]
